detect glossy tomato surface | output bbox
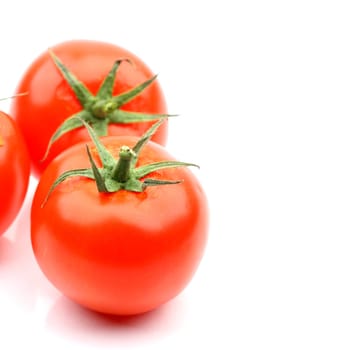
[0,112,30,235]
[11,40,168,177]
[31,136,208,315]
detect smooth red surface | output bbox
[31,137,208,315]
[0,112,30,235]
[11,40,168,177]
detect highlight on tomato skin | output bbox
[0,111,30,235]
[10,39,169,178]
[30,127,209,315]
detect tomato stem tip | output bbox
[112,146,134,183]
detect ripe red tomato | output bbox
[0,111,30,235]
[11,40,168,177]
[31,135,208,315]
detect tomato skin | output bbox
[31,137,208,315]
[0,112,30,235]
[11,40,168,177]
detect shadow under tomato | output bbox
[0,177,58,312]
[0,193,37,310]
[0,236,13,263]
[45,294,187,348]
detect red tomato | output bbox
[0,111,30,235]
[11,40,168,177]
[31,136,208,315]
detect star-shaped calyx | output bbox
[44,51,172,159]
[43,119,198,206]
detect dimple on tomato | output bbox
[31,121,208,315]
[11,40,168,177]
[0,111,30,235]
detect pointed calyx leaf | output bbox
[0,92,28,102]
[43,111,88,161]
[143,178,183,188]
[96,59,131,99]
[43,119,198,206]
[0,92,28,147]
[112,74,158,108]
[44,50,172,159]
[41,168,94,207]
[131,119,164,165]
[0,92,28,148]
[81,119,115,169]
[108,109,172,124]
[134,161,199,179]
[49,50,93,108]
[86,145,108,192]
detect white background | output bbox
[1,0,350,349]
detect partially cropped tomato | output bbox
[0,111,30,235]
[31,121,208,315]
[11,40,168,177]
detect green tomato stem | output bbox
[112,146,136,183]
[91,99,117,119]
[43,118,199,205]
[44,52,173,157]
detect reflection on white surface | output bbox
[0,178,200,349]
[0,179,42,310]
[45,296,187,349]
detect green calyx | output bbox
[43,119,198,206]
[44,51,172,159]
